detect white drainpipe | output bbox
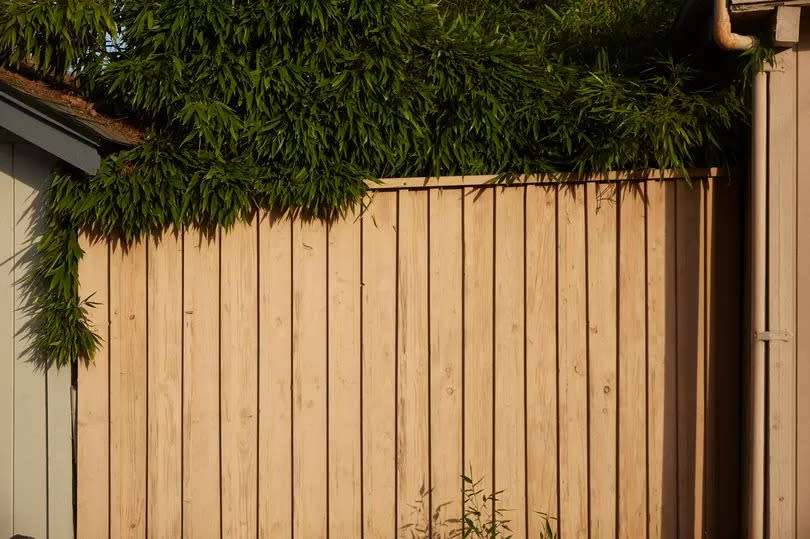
[714,0,759,50]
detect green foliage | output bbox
[0,0,760,366]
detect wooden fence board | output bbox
[362,190,398,538]
[0,144,13,538]
[258,214,293,538]
[47,363,73,539]
[183,228,221,539]
[428,188,463,533]
[396,189,430,535]
[327,210,362,538]
[147,230,183,538]
[109,240,148,538]
[292,218,328,538]
[525,185,559,537]
[557,184,589,538]
[77,236,110,539]
[586,182,617,539]
[220,218,259,538]
[494,186,526,538]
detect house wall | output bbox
[76,171,744,538]
[0,142,74,539]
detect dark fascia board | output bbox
[0,87,101,174]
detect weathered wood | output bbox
[77,235,110,539]
[292,218,328,537]
[494,186,526,538]
[557,184,589,538]
[0,144,13,538]
[327,210,362,538]
[428,188,464,532]
[258,213,293,538]
[109,239,148,538]
[586,182,617,539]
[525,185,559,537]
[220,218,259,538]
[183,227,221,539]
[362,191,398,538]
[147,230,183,538]
[396,189,430,534]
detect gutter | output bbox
[713,0,759,49]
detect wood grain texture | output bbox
[428,189,463,532]
[586,183,617,539]
[292,218,328,537]
[494,186,526,538]
[109,239,148,538]
[147,230,183,538]
[362,191,398,538]
[220,219,259,539]
[258,213,293,539]
[396,189,430,534]
[557,184,588,538]
[767,47,798,539]
[525,185,558,537]
[327,210,362,538]
[463,187,494,500]
[646,180,677,539]
[0,144,13,538]
[77,236,110,539]
[618,182,648,538]
[183,227,221,539]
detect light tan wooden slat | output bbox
[396,189,430,534]
[109,239,148,537]
[147,230,183,538]
[494,186,526,538]
[0,144,13,538]
[327,210,362,538]
[646,180,677,539]
[183,227,221,539]
[77,235,110,539]
[362,191,398,538]
[797,38,810,538]
[220,219,259,538]
[428,189,463,532]
[557,184,588,538]
[675,180,701,538]
[12,144,52,539]
[618,182,648,538]
[292,218,328,537]
[258,213,292,539]
[525,185,558,536]
[768,47,798,539]
[463,187,494,501]
[586,183,617,539]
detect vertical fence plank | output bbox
[463,187,494,500]
[557,184,588,538]
[327,210,362,538]
[646,180,677,539]
[586,183,617,539]
[12,145,51,539]
[183,228,221,539]
[109,239,148,538]
[618,182,648,538]
[147,230,183,538]
[494,186,526,538]
[0,144,13,538]
[292,218,328,537]
[396,190,430,534]
[768,48,798,539]
[362,191,398,538]
[77,235,110,539]
[429,189,463,532]
[258,213,293,538]
[525,185,559,536]
[220,219,259,538]
[47,364,73,539]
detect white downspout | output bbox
[714,0,759,50]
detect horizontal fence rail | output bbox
[77,172,743,538]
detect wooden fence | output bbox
[76,172,743,538]
[0,142,73,539]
